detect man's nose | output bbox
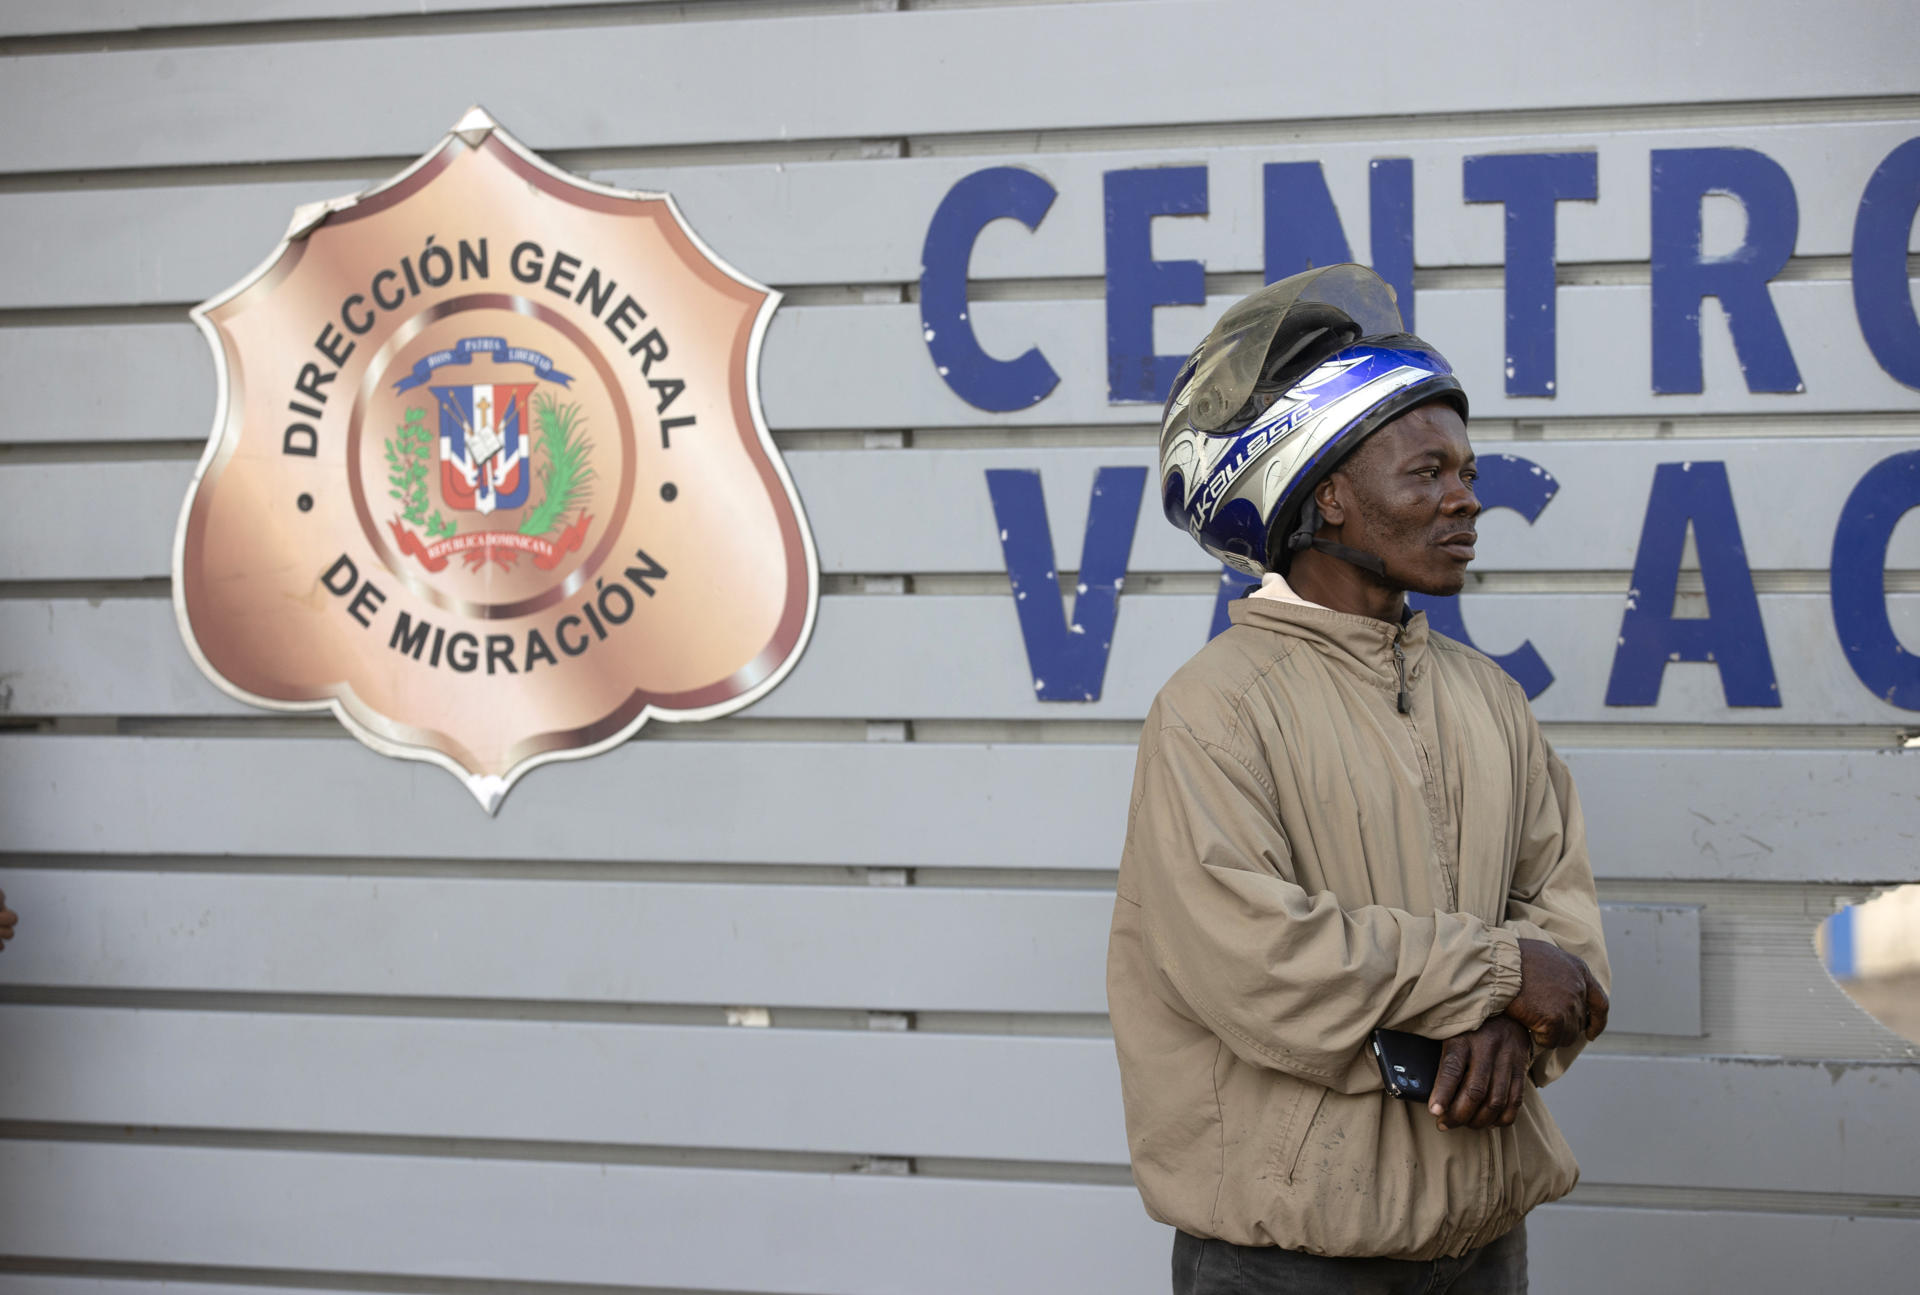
[1444,480,1481,517]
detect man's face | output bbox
[1317,402,1480,597]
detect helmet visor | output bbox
[1185,264,1405,431]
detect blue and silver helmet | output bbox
[1159,264,1467,576]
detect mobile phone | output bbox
[1371,1028,1442,1102]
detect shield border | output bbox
[173,106,821,813]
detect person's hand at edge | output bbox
[1504,937,1608,1050]
[0,889,15,951]
[1428,1015,1531,1131]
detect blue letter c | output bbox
[919,167,1060,413]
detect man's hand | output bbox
[1429,1016,1531,1131]
[1503,937,1609,1050]
[0,889,15,951]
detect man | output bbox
[1108,265,1610,1294]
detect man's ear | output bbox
[1315,473,1347,528]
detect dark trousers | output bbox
[1173,1220,1527,1294]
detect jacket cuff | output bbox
[1483,925,1524,1019]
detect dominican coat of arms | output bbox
[175,108,818,810]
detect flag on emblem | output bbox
[434,382,535,514]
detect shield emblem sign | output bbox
[176,108,819,811]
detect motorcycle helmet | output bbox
[1159,263,1467,577]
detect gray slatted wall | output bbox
[1,2,1917,1293]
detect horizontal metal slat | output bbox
[1,737,1915,885]
[0,868,1693,1033]
[792,437,1920,576]
[4,285,1911,460]
[7,1008,1907,1196]
[0,323,208,445]
[0,1140,1168,1295]
[5,590,1917,724]
[750,591,1920,726]
[0,1278,345,1295]
[0,737,1126,868]
[0,0,680,39]
[1550,1054,1920,1196]
[1525,1206,1920,1295]
[0,868,1115,1012]
[2,0,1911,173]
[1,1141,1915,1294]
[755,283,1920,426]
[6,437,1918,581]
[0,1005,1127,1165]
[3,120,1914,308]
[1603,903,1702,1036]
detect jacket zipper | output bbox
[1394,627,1493,1230]
[1393,625,1457,909]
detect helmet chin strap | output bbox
[1284,499,1388,578]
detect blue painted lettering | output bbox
[987,466,1147,702]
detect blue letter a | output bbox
[1605,461,1780,708]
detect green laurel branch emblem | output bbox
[384,406,457,539]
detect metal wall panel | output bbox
[7,437,1920,579]
[1544,1055,1920,1196]
[3,2,1916,1289]
[0,1140,1173,1295]
[3,120,1915,308]
[1594,904,1702,1036]
[0,1006,1132,1165]
[754,286,1920,425]
[0,325,208,445]
[1526,1209,1920,1295]
[2,737,1916,885]
[0,868,1696,1033]
[4,284,1913,453]
[774,439,1917,574]
[2,1,1912,171]
[6,590,1914,724]
[0,1282,363,1295]
[1,1141,1915,1295]
[0,0,679,38]
[0,1279,363,1295]
[3,1009,1912,1196]
[0,867,1115,1012]
[744,592,1920,724]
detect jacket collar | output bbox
[1248,571,1321,608]
[1226,591,1430,690]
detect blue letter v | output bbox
[986,466,1147,702]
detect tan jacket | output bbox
[1107,596,1608,1261]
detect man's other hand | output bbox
[1504,937,1608,1050]
[1429,1016,1531,1131]
[0,889,15,950]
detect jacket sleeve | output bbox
[1121,721,1524,1094]
[1501,722,1611,1087]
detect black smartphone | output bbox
[1371,1028,1442,1102]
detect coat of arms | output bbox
[175,108,818,810]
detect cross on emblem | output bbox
[467,394,505,464]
